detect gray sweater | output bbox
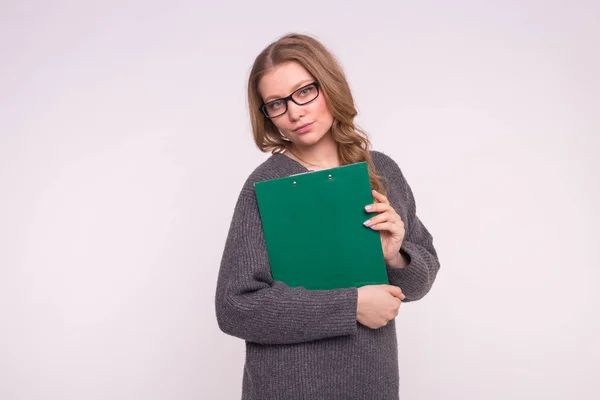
[215,151,440,400]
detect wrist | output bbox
[386,249,409,269]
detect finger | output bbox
[368,221,402,234]
[364,202,392,213]
[365,203,403,227]
[372,189,390,204]
[363,211,395,227]
[386,285,405,300]
[390,285,406,300]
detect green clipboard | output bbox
[254,161,389,290]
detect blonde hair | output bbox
[247,33,387,194]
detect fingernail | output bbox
[365,205,372,211]
[363,219,371,226]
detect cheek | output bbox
[271,118,290,132]
[314,96,333,122]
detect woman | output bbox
[215,33,440,400]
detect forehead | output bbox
[258,62,315,101]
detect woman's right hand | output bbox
[356,284,405,329]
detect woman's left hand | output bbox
[363,190,407,268]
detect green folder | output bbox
[254,161,389,290]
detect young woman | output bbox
[215,33,440,400]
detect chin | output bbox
[291,131,327,148]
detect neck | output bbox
[287,133,340,170]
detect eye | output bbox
[299,86,315,96]
[267,100,284,110]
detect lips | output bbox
[294,122,313,133]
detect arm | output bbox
[215,193,359,345]
[386,169,441,302]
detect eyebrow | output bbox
[263,80,314,103]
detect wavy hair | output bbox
[247,33,387,194]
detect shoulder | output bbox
[369,150,417,216]
[370,150,404,180]
[369,150,414,201]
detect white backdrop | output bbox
[1,1,598,399]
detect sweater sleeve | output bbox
[385,167,441,302]
[215,192,359,345]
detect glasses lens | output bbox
[264,99,287,118]
[292,83,319,105]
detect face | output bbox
[258,62,334,149]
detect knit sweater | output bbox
[215,151,440,400]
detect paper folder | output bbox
[254,161,389,290]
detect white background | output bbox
[1,1,599,399]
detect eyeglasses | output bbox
[259,81,320,118]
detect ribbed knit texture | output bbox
[215,151,440,400]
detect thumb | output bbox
[386,285,406,300]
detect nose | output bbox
[287,100,305,121]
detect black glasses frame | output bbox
[259,81,320,118]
